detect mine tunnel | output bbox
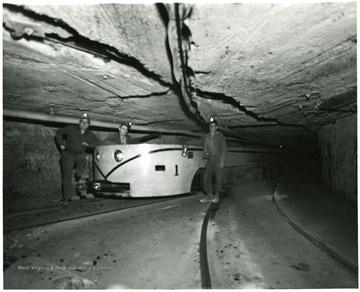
[2,2,357,289]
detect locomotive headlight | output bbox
[93,182,100,190]
[114,150,124,162]
[182,145,188,157]
[95,151,100,161]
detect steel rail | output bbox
[3,108,203,138]
[271,181,358,274]
[4,198,107,218]
[4,198,173,233]
[199,202,217,289]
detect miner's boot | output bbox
[212,193,220,203]
[200,193,213,203]
[77,177,87,199]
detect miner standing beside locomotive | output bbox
[56,113,100,203]
[201,118,228,203]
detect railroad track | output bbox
[3,196,180,232]
[271,182,358,274]
[199,181,357,289]
[6,191,215,287]
[6,182,355,288]
[199,202,218,289]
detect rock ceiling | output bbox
[2,2,357,148]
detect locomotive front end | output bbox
[91,145,132,197]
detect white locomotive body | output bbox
[92,143,289,197]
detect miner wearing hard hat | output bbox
[118,121,136,145]
[200,117,228,203]
[56,113,100,203]
[102,121,136,145]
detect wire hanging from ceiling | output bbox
[164,3,207,124]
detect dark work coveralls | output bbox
[203,131,228,197]
[56,125,99,200]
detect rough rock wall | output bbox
[318,114,357,202]
[3,121,62,202]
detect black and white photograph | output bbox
[2,1,357,289]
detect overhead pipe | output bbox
[134,133,162,143]
[3,109,257,144]
[3,109,204,138]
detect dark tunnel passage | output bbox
[2,2,357,289]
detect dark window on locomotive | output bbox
[155,165,166,171]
